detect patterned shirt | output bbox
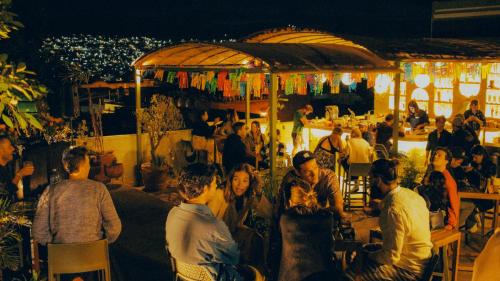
[32,179,122,245]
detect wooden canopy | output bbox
[132,42,396,73]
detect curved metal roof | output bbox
[132,42,396,73]
[242,27,368,50]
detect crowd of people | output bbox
[0,97,497,281]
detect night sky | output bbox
[14,0,433,40]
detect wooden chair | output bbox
[170,256,214,281]
[374,144,389,160]
[419,254,440,281]
[342,163,371,210]
[47,239,110,281]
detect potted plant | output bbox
[140,94,184,191]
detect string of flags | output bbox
[148,69,373,97]
[145,62,491,97]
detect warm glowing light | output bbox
[411,88,429,101]
[434,103,452,118]
[459,83,480,97]
[375,74,391,94]
[434,77,453,88]
[341,73,354,85]
[414,74,430,88]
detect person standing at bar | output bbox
[464,99,486,136]
[291,104,313,156]
[424,116,452,166]
[405,100,429,131]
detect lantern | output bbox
[414,74,430,88]
[374,74,391,94]
[459,83,480,97]
[341,73,354,85]
[411,88,429,101]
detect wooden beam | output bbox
[392,61,401,155]
[269,73,278,191]
[135,69,142,185]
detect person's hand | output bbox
[464,166,474,172]
[17,165,35,177]
[214,117,221,124]
[445,224,453,230]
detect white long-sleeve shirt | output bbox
[368,187,433,276]
[346,138,371,164]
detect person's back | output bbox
[166,203,239,266]
[34,179,121,244]
[347,138,371,163]
[380,187,432,275]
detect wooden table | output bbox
[457,192,500,272]
[431,229,461,281]
[458,192,500,232]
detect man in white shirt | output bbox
[347,159,433,281]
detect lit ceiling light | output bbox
[374,74,391,94]
[459,83,480,97]
[414,74,430,88]
[341,73,354,85]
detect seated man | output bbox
[33,146,122,281]
[277,151,345,221]
[347,159,432,281]
[166,163,252,281]
[33,146,122,244]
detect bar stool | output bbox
[342,163,371,211]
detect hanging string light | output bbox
[341,73,354,85]
[374,74,391,94]
[414,74,430,88]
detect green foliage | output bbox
[0,1,47,135]
[141,94,184,167]
[0,190,33,271]
[399,149,425,189]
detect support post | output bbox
[135,69,142,183]
[269,73,278,191]
[246,86,251,125]
[392,61,401,156]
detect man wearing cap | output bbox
[276,150,345,220]
[464,100,486,135]
[449,147,469,187]
[424,116,451,166]
[291,105,313,156]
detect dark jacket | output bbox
[192,121,215,138]
[222,134,254,173]
[426,129,452,153]
[451,128,479,157]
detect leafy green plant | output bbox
[399,149,425,189]
[140,94,184,168]
[0,191,33,271]
[0,0,47,135]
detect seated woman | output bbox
[464,145,497,232]
[405,100,429,131]
[416,171,449,230]
[208,163,272,270]
[314,126,344,171]
[277,180,340,281]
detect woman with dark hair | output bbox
[405,100,429,130]
[416,171,449,230]
[276,180,338,281]
[244,121,268,168]
[221,109,239,136]
[464,145,497,232]
[313,126,344,171]
[192,110,221,163]
[208,163,272,270]
[192,110,220,138]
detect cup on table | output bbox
[362,243,382,253]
